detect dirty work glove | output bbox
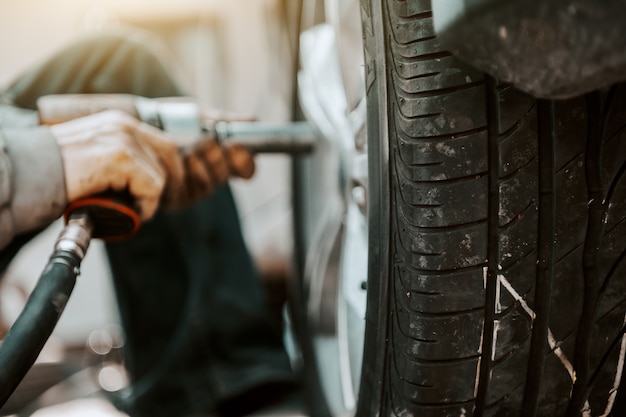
[49,110,184,221]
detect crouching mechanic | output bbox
[0,30,298,417]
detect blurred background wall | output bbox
[0,0,301,346]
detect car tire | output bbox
[356,0,626,416]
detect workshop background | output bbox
[0,0,301,348]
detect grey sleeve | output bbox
[0,126,67,250]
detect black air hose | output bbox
[0,212,92,408]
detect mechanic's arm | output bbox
[49,109,255,212]
[37,93,256,209]
[0,109,254,251]
[0,125,66,250]
[0,110,179,251]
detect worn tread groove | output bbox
[487,384,526,408]
[474,76,500,417]
[597,161,626,294]
[391,309,438,343]
[412,289,442,295]
[494,301,528,319]
[606,124,626,146]
[599,246,626,297]
[395,119,487,141]
[395,110,442,121]
[403,263,486,276]
[603,161,626,216]
[595,299,626,324]
[492,335,533,365]
[396,168,488,186]
[499,156,538,181]
[499,248,536,270]
[399,349,482,365]
[398,399,476,409]
[605,216,626,235]
[497,104,536,141]
[588,323,626,389]
[566,91,607,417]
[394,10,433,22]
[394,44,452,62]
[405,305,485,319]
[389,34,449,57]
[393,178,489,233]
[557,151,585,173]
[553,245,584,268]
[396,80,485,99]
[389,33,440,49]
[521,99,557,417]
[399,203,443,209]
[396,211,486,233]
[398,33,437,44]
[498,201,535,229]
[393,68,441,82]
[401,161,444,168]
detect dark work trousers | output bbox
[2,30,295,417]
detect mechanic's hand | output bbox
[50,110,256,218]
[50,110,184,220]
[161,140,255,210]
[158,105,256,209]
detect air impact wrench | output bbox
[0,121,316,408]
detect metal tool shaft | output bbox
[204,121,317,154]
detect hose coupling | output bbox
[54,212,93,260]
